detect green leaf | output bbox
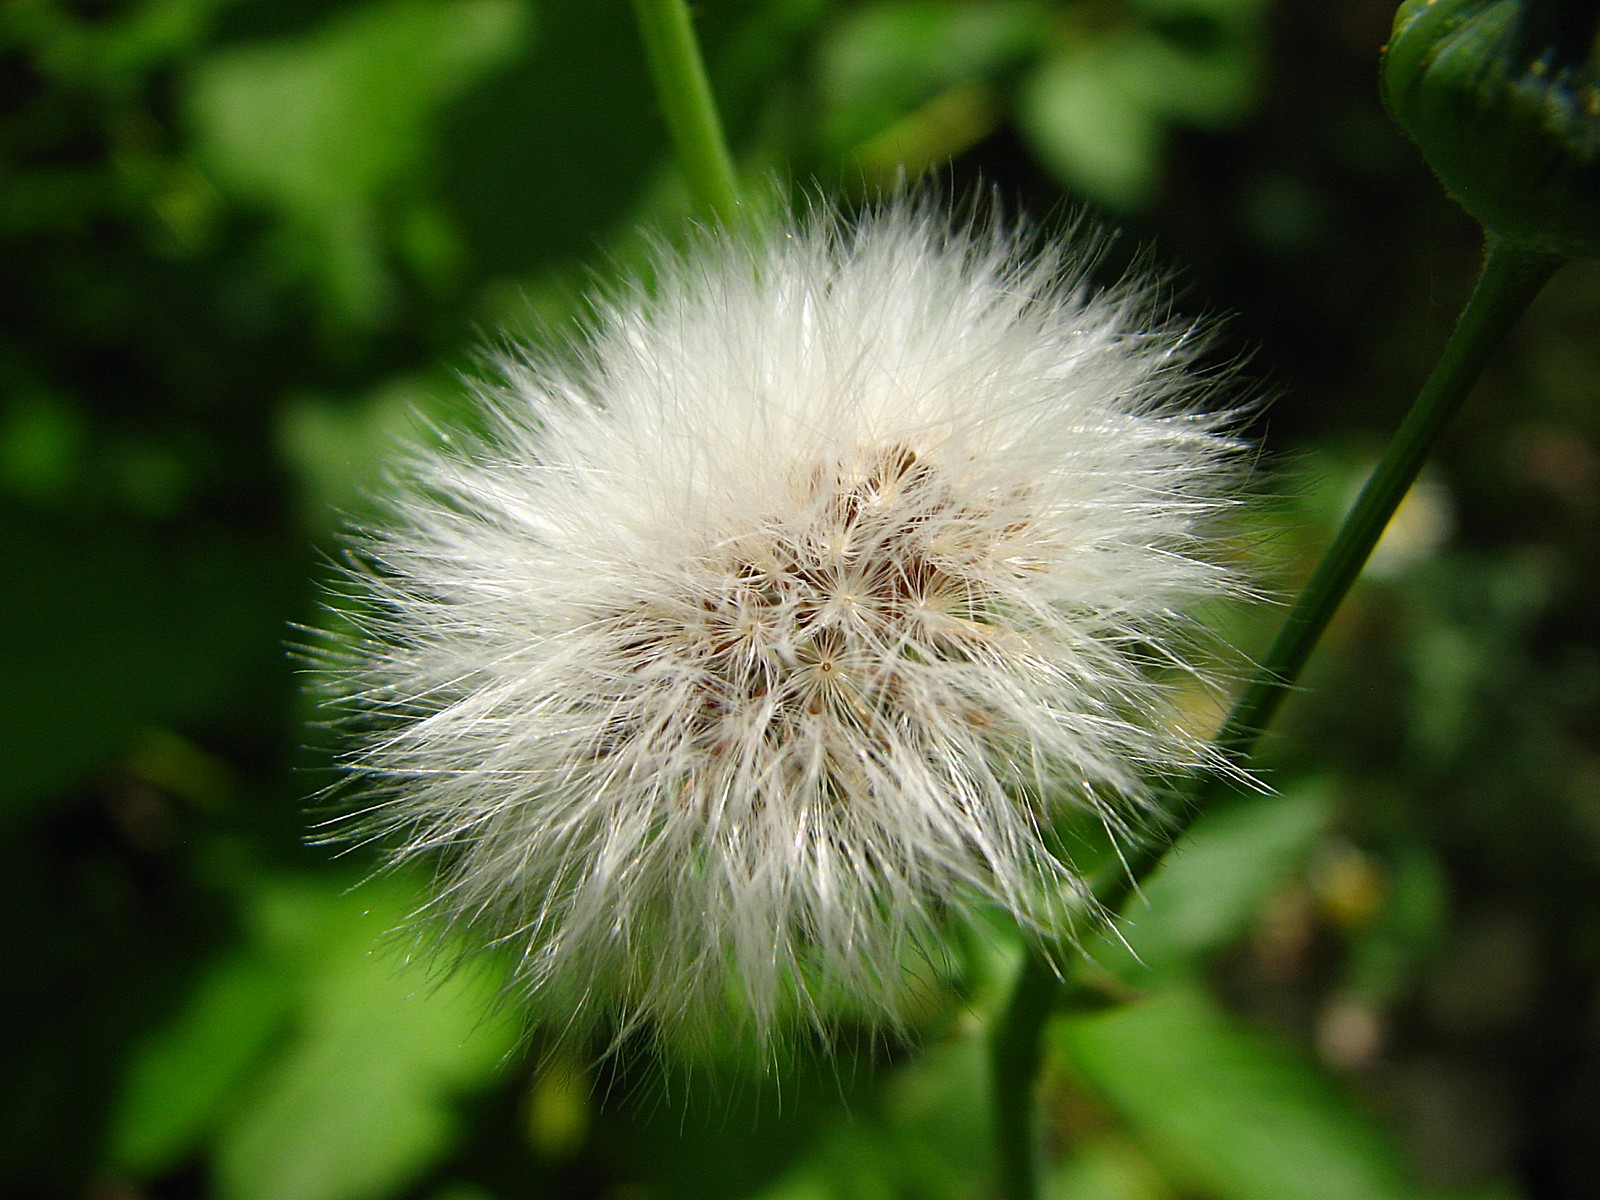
[1101,27,1258,129]
[1048,1133,1169,1200]
[110,950,296,1176]
[1344,841,1448,1003]
[1017,42,1165,211]
[1134,0,1272,28]
[1057,988,1422,1200]
[213,874,517,1200]
[744,1034,994,1200]
[435,0,666,280]
[277,371,471,530]
[186,0,527,319]
[1092,780,1335,980]
[817,0,1048,151]
[0,391,86,503]
[1016,8,1263,210]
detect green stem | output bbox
[1208,240,1559,769]
[631,0,740,225]
[990,238,1559,1200]
[1107,237,1558,912]
[990,952,1058,1200]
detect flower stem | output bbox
[990,951,1058,1200]
[1109,238,1559,909]
[631,0,741,225]
[1207,240,1559,769]
[990,237,1559,1200]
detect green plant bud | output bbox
[1383,0,1600,257]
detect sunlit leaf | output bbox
[213,874,517,1200]
[110,950,295,1176]
[1058,987,1422,1200]
[1089,781,1336,981]
[817,0,1048,151]
[186,0,527,319]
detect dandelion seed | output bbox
[318,199,1249,1054]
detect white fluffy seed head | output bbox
[318,199,1250,1056]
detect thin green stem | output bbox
[1102,238,1558,914]
[990,238,1560,1199]
[631,0,741,225]
[990,952,1058,1200]
[1209,240,1559,769]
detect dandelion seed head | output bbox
[319,199,1249,1055]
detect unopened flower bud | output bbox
[1383,0,1600,257]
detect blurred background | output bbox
[4,1,1600,1197]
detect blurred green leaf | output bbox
[816,0,1047,151]
[0,391,85,503]
[110,949,296,1176]
[437,0,668,279]
[1134,0,1271,28]
[1090,780,1336,980]
[1058,987,1422,1200]
[277,371,469,529]
[11,0,233,86]
[1402,553,1547,766]
[213,873,517,1200]
[1049,1132,1169,1200]
[1103,27,1257,129]
[745,1034,993,1200]
[1017,0,1263,211]
[523,1056,590,1161]
[1344,841,1449,1004]
[851,79,1004,182]
[186,0,528,320]
[1018,42,1165,211]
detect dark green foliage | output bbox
[4,2,1599,1197]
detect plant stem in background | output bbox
[991,953,1058,1200]
[631,0,741,225]
[1109,238,1561,903]
[990,238,1561,1200]
[1198,240,1559,777]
